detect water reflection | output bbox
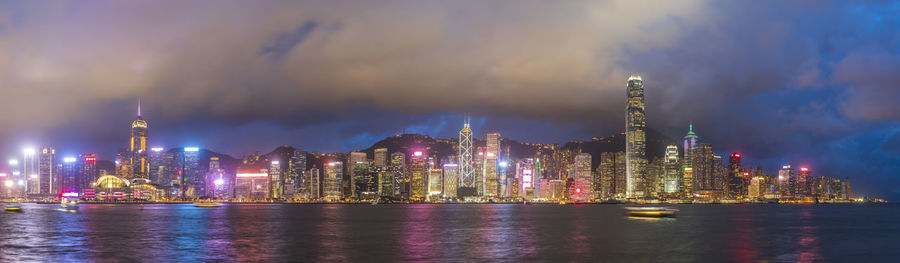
[315,204,348,262]
[401,204,440,261]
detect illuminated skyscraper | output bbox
[178,147,202,199]
[427,166,442,200]
[269,161,283,199]
[664,145,680,194]
[573,153,592,200]
[727,153,746,199]
[458,117,476,197]
[324,162,343,201]
[390,152,406,198]
[483,132,500,197]
[131,100,149,179]
[625,75,647,198]
[79,154,98,193]
[797,167,812,197]
[410,151,426,201]
[778,165,794,196]
[683,123,699,167]
[353,161,377,200]
[518,158,536,200]
[59,157,79,194]
[442,164,459,199]
[206,157,228,199]
[374,148,388,167]
[290,148,308,198]
[149,147,166,184]
[38,147,55,195]
[309,166,320,199]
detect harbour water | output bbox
[1,203,897,262]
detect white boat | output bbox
[4,203,22,212]
[61,197,79,210]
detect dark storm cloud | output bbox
[0,1,898,198]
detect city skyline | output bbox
[0,1,898,201]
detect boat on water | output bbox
[61,198,79,210]
[4,203,22,212]
[194,201,222,208]
[624,206,678,218]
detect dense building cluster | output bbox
[0,76,862,203]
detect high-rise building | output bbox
[353,161,377,200]
[692,144,715,192]
[683,123,699,168]
[22,148,37,195]
[777,165,795,197]
[79,154,98,193]
[727,153,746,199]
[309,166,320,199]
[234,166,268,201]
[59,156,79,195]
[390,152,406,198]
[483,132,501,197]
[206,157,229,199]
[664,145,680,194]
[410,151,426,201]
[374,148,388,167]
[442,163,459,199]
[38,147,55,195]
[377,165,393,198]
[149,148,166,184]
[178,147,202,199]
[290,148,308,199]
[625,75,647,198]
[458,117,476,197]
[797,167,812,197]
[269,160,283,199]
[324,162,343,201]
[573,153,592,200]
[427,166,442,200]
[517,158,536,200]
[131,101,149,180]
[748,175,765,199]
[682,167,694,197]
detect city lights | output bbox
[151,147,164,152]
[64,157,77,163]
[4,180,11,187]
[8,159,18,165]
[184,147,200,152]
[23,147,35,155]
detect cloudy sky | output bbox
[0,0,898,199]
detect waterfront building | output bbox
[235,166,268,201]
[797,167,812,197]
[38,147,55,196]
[574,153,592,199]
[390,152,407,198]
[483,132,501,197]
[777,165,795,197]
[683,167,694,197]
[130,101,149,180]
[79,154,98,193]
[22,148,37,195]
[458,117,476,197]
[518,158,536,200]
[443,163,459,199]
[691,144,715,192]
[664,145,680,194]
[748,175,764,199]
[291,148,308,199]
[683,123,699,168]
[427,167,442,200]
[324,162,343,201]
[410,151,426,201]
[625,75,647,198]
[727,153,746,199]
[59,157,79,194]
[268,161,283,199]
[176,147,203,198]
[549,179,565,200]
[354,161,377,200]
[309,166,320,199]
[148,148,166,184]
[206,157,229,199]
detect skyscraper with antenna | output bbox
[458,115,475,197]
[130,99,149,179]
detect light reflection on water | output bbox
[0,203,896,262]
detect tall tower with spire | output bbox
[130,99,149,179]
[625,75,647,198]
[458,116,475,197]
[683,123,699,168]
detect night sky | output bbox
[0,1,898,200]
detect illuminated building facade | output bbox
[458,117,476,197]
[517,158,535,200]
[59,157,79,194]
[235,170,268,201]
[683,123,699,168]
[309,167,320,199]
[692,144,715,192]
[390,152,406,198]
[374,148,388,167]
[130,101,149,180]
[268,161,283,199]
[797,167,812,197]
[206,157,229,199]
[324,162,343,201]
[349,152,367,197]
[178,147,203,198]
[442,164,459,199]
[574,153,592,199]
[483,132,500,197]
[427,167,442,200]
[778,165,795,196]
[727,153,745,199]
[148,148,167,184]
[38,147,55,196]
[625,75,647,198]
[291,148,308,199]
[664,145,680,194]
[410,151,426,201]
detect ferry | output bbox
[624,206,678,218]
[4,203,22,212]
[61,192,80,210]
[194,201,222,208]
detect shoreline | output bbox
[14,200,882,205]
